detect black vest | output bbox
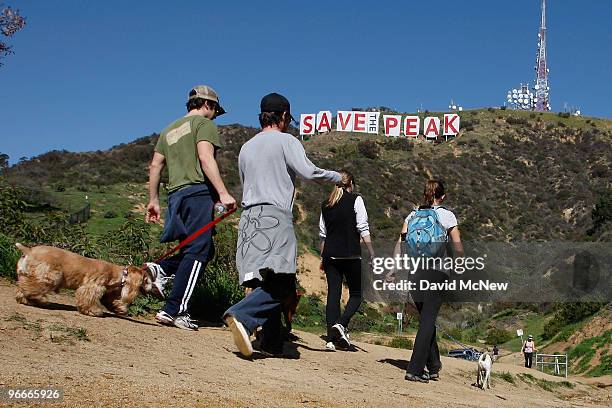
[321,192,361,258]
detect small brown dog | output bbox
[15,243,153,316]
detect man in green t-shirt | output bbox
[144,85,236,331]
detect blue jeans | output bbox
[224,271,295,351]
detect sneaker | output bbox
[332,323,351,349]
[224,314,253,357]
[427,372,440,381]
[325,341,337,352]
[155,310,174,326]
[145,262,171,300]
[174,313,198,331]
[405,373,429,383]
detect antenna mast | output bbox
[534,0,550,111]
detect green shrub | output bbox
[446,326,463,341]
[293,294,325,327]
[590,189,612,234]
[388,336,413,349]
[569,330,612,374]
[495,371,515,384]
[485,327,513,345]
[385,137,413,151]
[542,303,605,340]
[0,177,28,238]
[128,294,165,317]
[587,354,612,377]
[357,140,381,159]
[0,233,20,280]
[506,117,528,126]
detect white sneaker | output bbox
[174,313,198,331]
[155,310,174,326]
[325,341,337,352]
[332,323,351,349]
[224,315,253,357]
[145,262,172,300]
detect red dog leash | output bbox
[148,207,237,266]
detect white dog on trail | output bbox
[477,352,492,390]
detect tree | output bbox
[0,5,26,67]
[0,152,8,174]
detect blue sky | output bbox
[1,0,611,163]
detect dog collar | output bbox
[121,267,128,286]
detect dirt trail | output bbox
[0,279,609,408]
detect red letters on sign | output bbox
[404,116,420,137]
[424,117,440,138]
[300,113,316,135]
[338,112,353,131]
[303,115,314,134]
[317,111,331,133]
[385,117,399,135]
[444,114,459,135]
[353,113,366,132]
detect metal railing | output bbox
[535,353,568,378]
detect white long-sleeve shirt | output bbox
[319,195,370,239]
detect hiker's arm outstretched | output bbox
[284,137,341,183]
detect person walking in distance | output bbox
[145,85,236,330]
[492,344,500,362]
[223,92,341,357]
[522,335,537,368]
[319,170,374,351]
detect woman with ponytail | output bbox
[319,170,375,351]
[396,179,463,383]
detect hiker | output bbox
[144,85,236,330]
[319,170,374,351]
[522,335,537,368]
[223,92,341,357]
[397,179,463,383]
[492,344,499,361]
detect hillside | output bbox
[6,110,612,247]
[1,280,609,408]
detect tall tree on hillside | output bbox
[0,5,26,67]
[0,152,8,174]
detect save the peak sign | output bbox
[299,111,460,138]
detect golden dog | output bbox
[15,243,153,316]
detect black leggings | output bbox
[524,352,533,368]
[323,258,362,340]
[406,270,445,376]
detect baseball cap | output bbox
[260,92,296,122]
[188,85,226,116]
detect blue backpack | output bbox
[405,206,448,257]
